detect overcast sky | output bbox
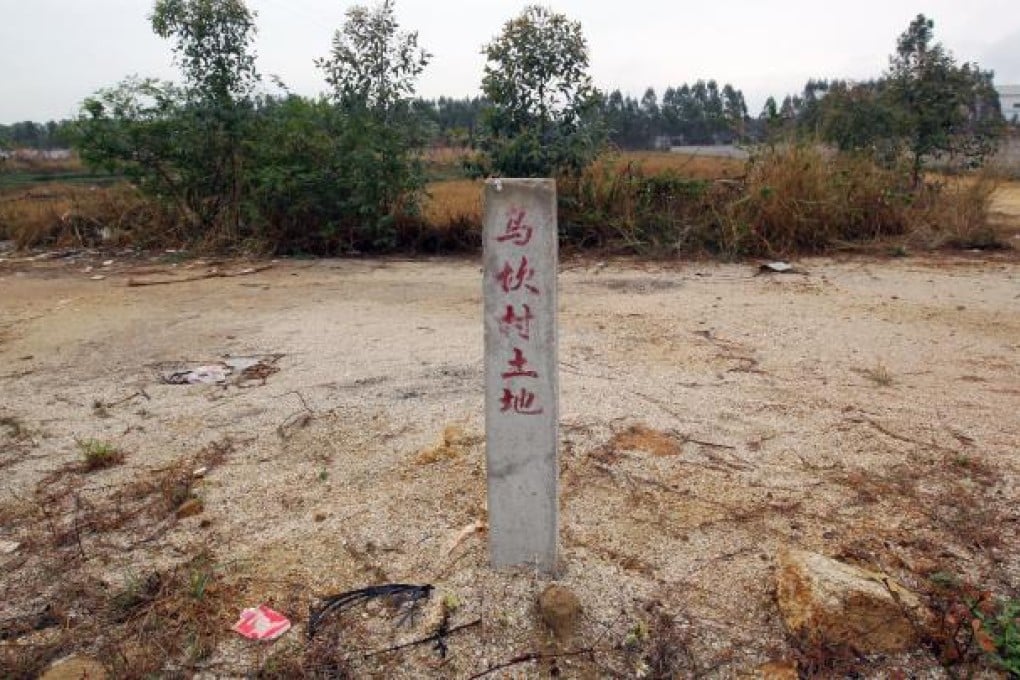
[2,0,1019,124]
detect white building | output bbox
[999,85,1020,122]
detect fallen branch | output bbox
[126,265,272,287]
[848,416,956,453]
[103,389,150,409]
[362,618,481,659]
[276,390,316,440]
[681,435,738,452]
[467,647,596,679]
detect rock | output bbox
[40,655,107,680]
[756,660,798,679]
[538,584,581,642]
[175,498,204,519]
[775,548,931,654]
[313,512,327,523]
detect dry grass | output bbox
[423,179,483,229]
[607,423,684,458]
[415,424,483,465]
[0,439,239,676]
[855,361,895,387]
[916,175,1004,249]
[594,150,744,180]
[1,148,1009,258]
[421,151,739,236]
[0,183,165,249]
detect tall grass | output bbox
[0,183,172,249]
[1,147,1004,256]
[559,145,1003,257]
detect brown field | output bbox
[423,152,743,230]
[424,178,484,227]
[589,150,744,178]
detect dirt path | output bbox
[1,253,1018,677]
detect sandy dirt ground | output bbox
[0,238,1018,675]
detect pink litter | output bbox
[232,605,291,641]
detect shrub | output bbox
[78,440,125,472]
[557,144,999,257]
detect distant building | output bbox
[999,85,1020,123]
[11,148,72,161]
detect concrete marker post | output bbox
[482,178,559,573]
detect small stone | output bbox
[175,498,204,519]
[193,467,208,478]
[775,548,931,654]
[314,513,327,523]
[538,584,581,642]
[40,655,108,680]
[0,539,20,555]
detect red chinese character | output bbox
[502,347,539,379]
[495,257,540,295]
[497,207,534,246]
[499,304,535,340]
[500,387,544,415]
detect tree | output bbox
[151,0,258,104]
[818,80,898,157]
[309,0,432,247]
[722,84,748,141]
[474,5,604,177]
[317,0,429,114]
[885,14,1003,184]
[640,87,660,143]
[76,0,261,238]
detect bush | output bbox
[557,144,1000,257]
[78,440,125,472]
[728,145,914,254]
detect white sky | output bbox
[2,0,1019,123]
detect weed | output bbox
[973,598,1020,675]
[624,621,650,649]
[188,559,213,601]
[859,362,894,387]
[442,593,461,613]
[924,575,1020,675]
[77,439,125,471]
[639,606,698,679]
[91,399,110,419]
[1,415,26,439]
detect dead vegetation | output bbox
[856,361,895,387]
[0,415,35,470]
[0,439,238,676]
[416,425,484,465]
[562,414,1018,677]
[3,150,1014,257]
